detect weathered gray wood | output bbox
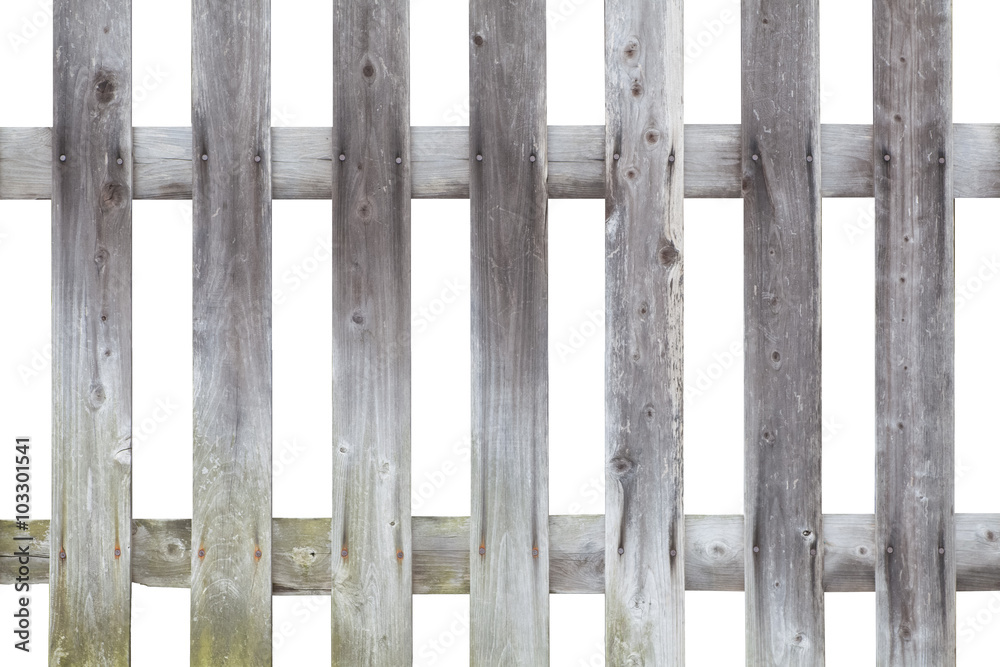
[743,2,824,664]
[470,0,549,662]
[7,514,1000,592]
[874,1,956,664]
[49,1,133,663]
[191,2,272,664]
[330,1,412,663]
[4,124,1000,199]
[604,1,684,664]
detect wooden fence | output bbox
[0,0,997,664]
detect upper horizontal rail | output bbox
[4,514,999,594]
[2,124,999,200]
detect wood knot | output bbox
[473,34,484,46]
[644,129,660,145]
[94,248,110,266]
[657,241,679,267]
[630,80,643,97]
[351,310,364,325]
[609,455,635,477]
[362,62,375,78]
[643,403,655,420]
[88,383,106,408]
[94,72,117,104]
[623,39,639,61]
[984,530,997,542]
[100,182,127,211]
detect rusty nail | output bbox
[198,548,205,558]
[59,549,66,560]
[255,549,262,559]
[617,547,624,555]
[341,549,348,558]
[59,154,67,162]
[532,548,539,557]
[479,546,486,555]
[397,550,404,559]
[114,548,121,557]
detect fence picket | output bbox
[742,1,825,664]
[469,0,549,662]
[604,0,685,663]
[330,0,412,663]
[873,1,956,664]
[50,1,133,663]
[190,1,273,664]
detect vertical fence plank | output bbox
[604,0,684,664]
[191,1,272,664]
[50,1,132,663]
[469,0,548,662]
[873,1,955,664]
[742,1,824,664]
[331,0,412,663]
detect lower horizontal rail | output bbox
[3,514,999,593]
[2,124,999,200]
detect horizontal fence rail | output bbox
[5,515,1000,593]
[3,124,1000,200]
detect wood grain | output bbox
[874,1,956,664]
[470,0,549,662]
[605,1,684,664]
[4,124,1000,199]
[50,1,133,663]
[742,1,824,664]
[190,1,272,664]
[331,1,412,663]
[7,514,1000,592]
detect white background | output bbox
[2,0,1000,664]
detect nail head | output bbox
[887,546,893,553]
[341,549,348,557]
[668,154,675,163]
[938,157,946,164]
[116,157,124,165]
[753,546,760,553]
[114,548,121,557]
[339,154,346,161]
[529,155,536,163]
[254,155,261,163]
[532,548,539,557]
[884,154,891,162]
[613,153,620,160]
[669,549,677,557]
[617,547,624,555]
[59,550,66,559]
[198,549,205,558]
[255,549,262,558]
[479,546,486,555]
[201,154,208,161]
[939,547,945,554]
[395,156,402,164]
[806,155,813,162]
[59,154,67,162]
[476,154,483,161]
[397,550,404,559]
[752,154,759,161]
